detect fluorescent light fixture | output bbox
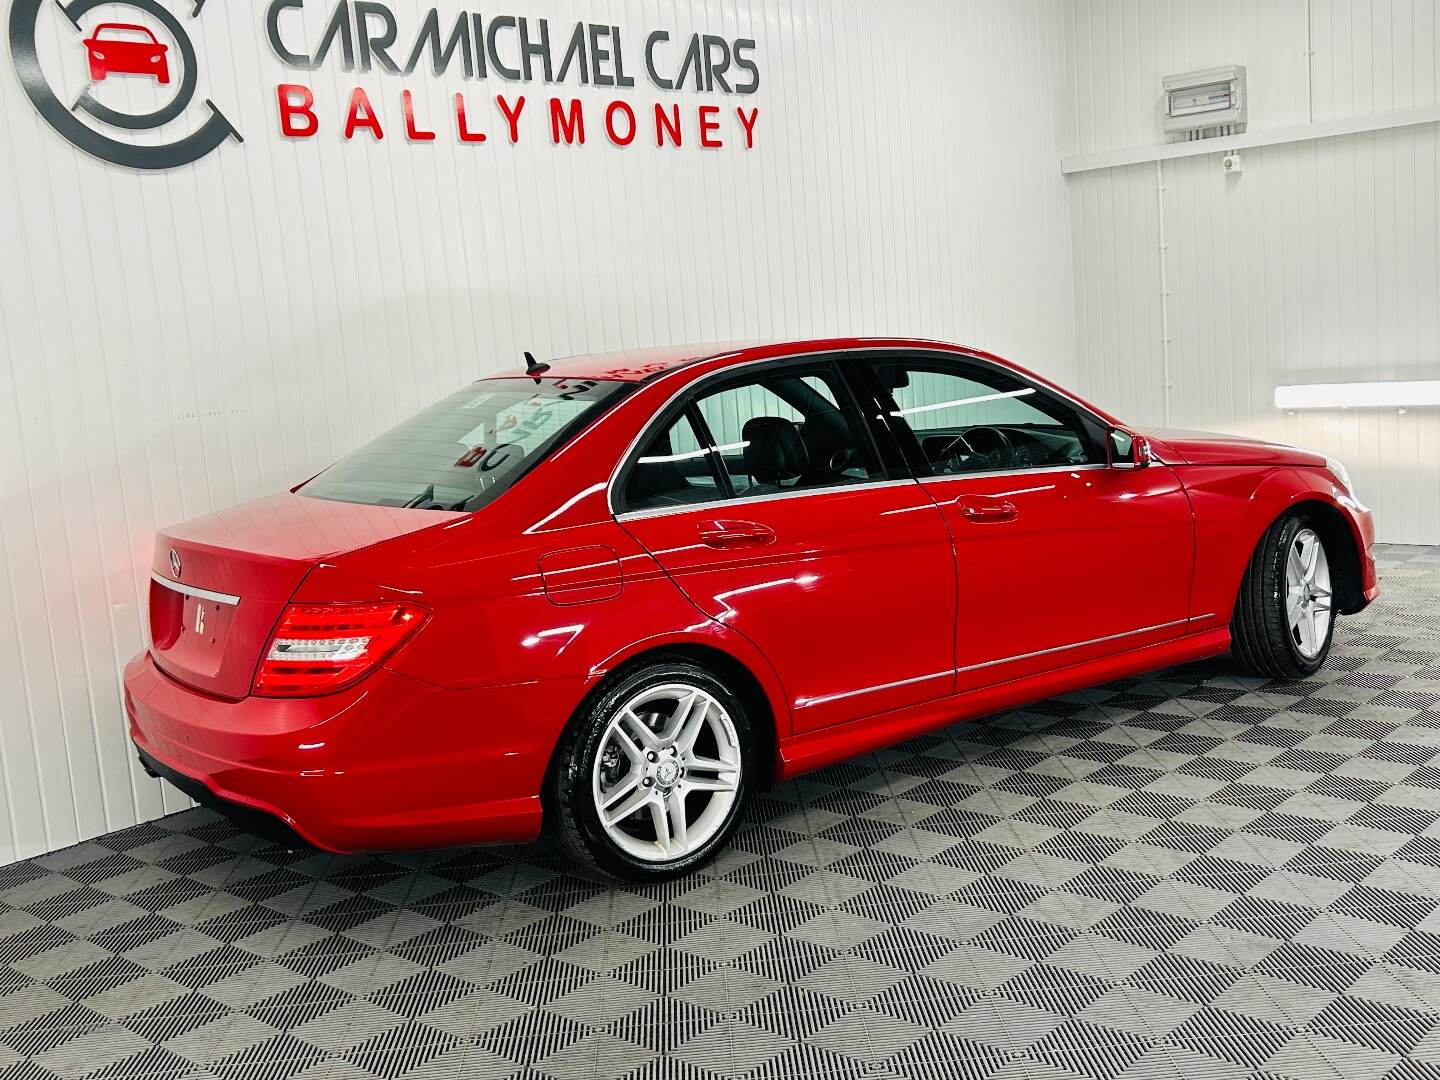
[1275,380,1440,410]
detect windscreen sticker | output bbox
[493,398,588,453]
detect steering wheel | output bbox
[954,426,1014,471]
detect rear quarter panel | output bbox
[316,387,796,746]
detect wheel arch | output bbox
[539,637,785,828]
[1209,470,1369,622]
[638,643,780,787]
[1284,497,1366,615]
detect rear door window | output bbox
[692,370,883,498]
[618,363,887,513]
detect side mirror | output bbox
[1109,429,1154,470]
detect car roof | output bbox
[486,337,986,383]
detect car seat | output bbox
[741,417,808,494]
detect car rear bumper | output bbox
[135,745,312,848]
[124,652,582,852]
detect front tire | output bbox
[1231,513,1336,679]
[552,660,752,882]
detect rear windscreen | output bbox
[300,377,628,511]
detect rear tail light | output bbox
[253,601,427,697]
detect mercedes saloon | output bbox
[125,339,1377,880]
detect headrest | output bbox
[801,408,851,473]
[875,363,910,389]
[742,417,808,484]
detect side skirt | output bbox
[776,627,1231,779]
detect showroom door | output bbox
[615,360,957,733]
[850,352,1194,693]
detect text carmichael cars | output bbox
[126,339,1377,881]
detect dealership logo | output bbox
[8,0,240,169]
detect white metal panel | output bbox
[1068,162,1167,424]
[0,0,1080,862]
[1062,0,1310,157]
[1065,0,1440,546]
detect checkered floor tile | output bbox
[4,544,1440,1080]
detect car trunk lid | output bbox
[148,493,461,698]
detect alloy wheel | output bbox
[591,683,743,863]
[1285,527,1333,660]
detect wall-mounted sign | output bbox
[267,2,760,149]
[7,0,761,170]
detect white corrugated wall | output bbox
[1063,0,1440,545]
[0,0,1079,862]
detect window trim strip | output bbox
[920,463,1112,486]
[612,465,1119,522]
[614,477,921,522]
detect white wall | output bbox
[1064,0,1440,545]
[0,0,1079,863]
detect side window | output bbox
[694,368,882,498]
[873,359,1101,476]
[623,411,724,511]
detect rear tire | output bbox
[1231,512,1336,679]
[552,660,752,882]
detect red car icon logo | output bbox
[83,23,170,85]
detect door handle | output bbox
[956,497,1018,524]
[697,520,776,548]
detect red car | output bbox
[83,23,170,85]
[125,339,1377,880]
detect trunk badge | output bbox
[169,548,182,579]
